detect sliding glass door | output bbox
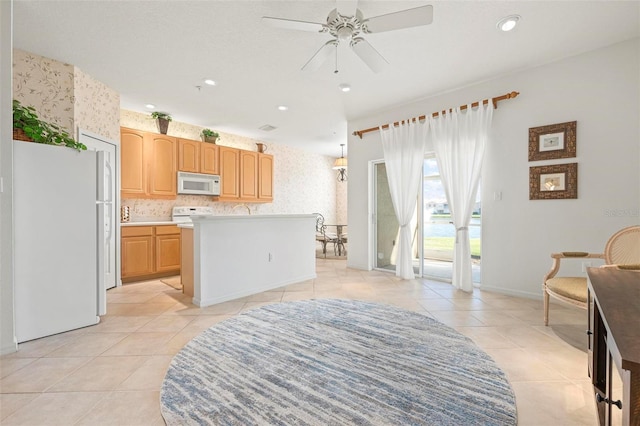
[422,154,481,283]
[372,162,420,275]
[372,156,481,283]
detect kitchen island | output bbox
[180,214,316,307]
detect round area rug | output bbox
[160,299,517,425]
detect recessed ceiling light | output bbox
[338,83,351,92]
[277,105,288,111]
[497,15,520,32]
[204,79,216,86]
[145,104,156,109]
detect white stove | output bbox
[172,206,215,223]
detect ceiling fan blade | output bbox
[336,0,358,17]
[350,38,388,73]
[363,5,433,33]
[302,40,338,72]
[262,16,325,32]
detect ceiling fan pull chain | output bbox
[334,44,339,74]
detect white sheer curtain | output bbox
[379,120,427,279]
[429,101,494,292]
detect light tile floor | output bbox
[1,258,597,425]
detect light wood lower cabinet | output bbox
[181,228,194,297]
[121,227,154,278]
[122,225,180,282]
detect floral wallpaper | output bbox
[73,67,120,141]
[13,49,75,135]
[13,49,120,142]
[121,110,345,224]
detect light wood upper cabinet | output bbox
[121,128,147,196]
[240,150,258,200]
[217,146,273,202]
[148,134,177,197]
[219,146,240,199]
[177,139,219,175]
[177,139,199,173]
[121,127,177,199]
[258,153,274,201]
[200,143,219,175]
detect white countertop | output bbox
[190,214,316,222]
[120,220,179,227]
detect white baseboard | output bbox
[479,285,542,300]
[1,341,18,355]
[194,273,317,308]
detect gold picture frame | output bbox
[529,163,578,200]
[528,121,576,161]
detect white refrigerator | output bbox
[14,141,108,343]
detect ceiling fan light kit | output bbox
[263,3,433,73]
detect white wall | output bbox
[348,38,640,298]
[0,0,16,354]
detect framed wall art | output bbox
[529,163,578,200]
[528,121,576,161]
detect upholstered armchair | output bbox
[543,225,640,325]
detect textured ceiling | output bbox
[12,1,640,157]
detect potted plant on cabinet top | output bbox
[13,100,87,151]
[151,111,172,135]
[201,128,220,143]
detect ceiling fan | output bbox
[262,2,433,73]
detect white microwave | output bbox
[177,172,220,196]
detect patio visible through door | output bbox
[372,156,481,283]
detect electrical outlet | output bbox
[268,253,273,262]
[582,261,591,272]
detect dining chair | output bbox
[313,213,337,258]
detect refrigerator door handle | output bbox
[95,151,107,316]
[105,160,113,203]
[96,151,106,202]
[96,201,106,316]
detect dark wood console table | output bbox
[587,267,640,426]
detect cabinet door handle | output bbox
[586,330,593,336]
[595,393,623,410]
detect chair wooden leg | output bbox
[543,289,550,326]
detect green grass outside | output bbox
[424,237,481,257]
[429,214,481,219]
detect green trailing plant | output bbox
[13,100,86,151]
[201,129,219,138]
[150,111,172,121]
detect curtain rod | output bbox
[352,91,520,139]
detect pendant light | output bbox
[333,144,348,182]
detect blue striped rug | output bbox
[161,299,517,425]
